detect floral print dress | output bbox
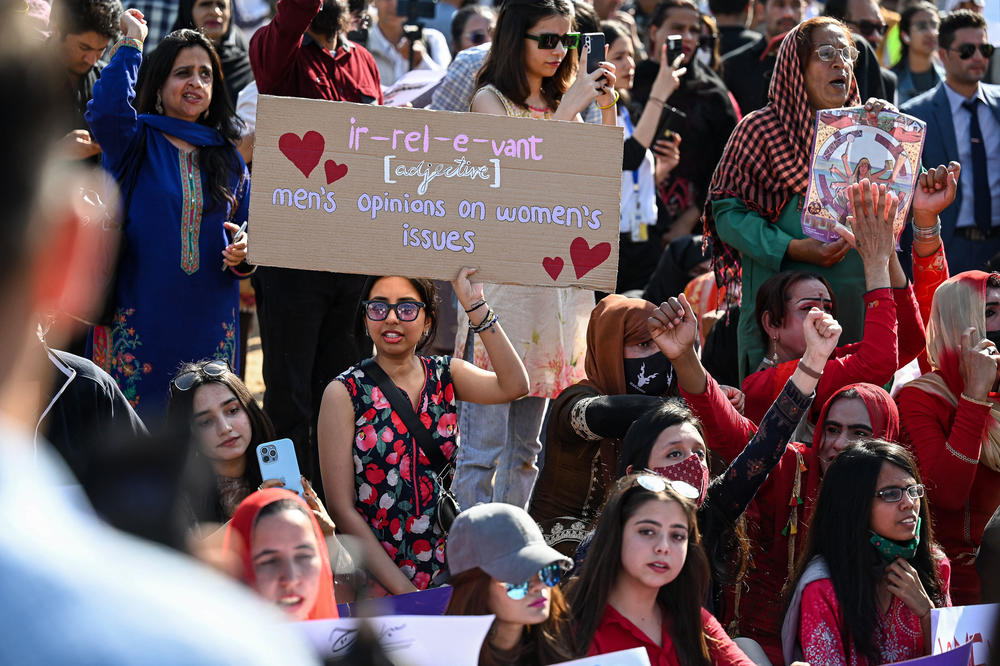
[335,355,457,590]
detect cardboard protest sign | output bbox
[802,107,925,243]
[885,641,974,666]
[248,95,624,292]
[554,647,652,665]
[295,614,493,664]
[932,603,998,665]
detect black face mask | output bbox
[986,330,1000,349]
[624,352,674,395]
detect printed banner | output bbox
[248,95,623,291]
[296,614,493,665]
[554,647,652,665]
[932,603,998,665]
[803,107,925,243]
[886,641,973,666]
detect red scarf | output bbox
[223,488,338,620]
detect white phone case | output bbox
[256,438,305,497]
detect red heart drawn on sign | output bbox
[542,256,564,281]
[570,237,612,280]
[278,131,324,178]
[325,160,349,184]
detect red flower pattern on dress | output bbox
[334,356,458,591]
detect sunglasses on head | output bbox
[949,43,995,60]
[625,473,700,500]
[504,563,565,599]
[814,44,860,63]
[850,19,886,37]
[172,359,230,391]
[875,484,925,503]
[524,31,580,50]
[363,300,426,322]
[909,20,938,32]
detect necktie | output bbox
[962,99,992,235]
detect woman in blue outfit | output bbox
[87,9,251,419]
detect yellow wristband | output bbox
[596,89,620,110]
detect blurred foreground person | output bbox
[0,12,316,664]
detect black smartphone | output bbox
[666,34,684,64]
[655,103,688,142]
[583,32,606,74]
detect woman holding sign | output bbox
[318,270,529,595]
[86,10,251,420]
[703,17,913,382]
[452,0,618,513]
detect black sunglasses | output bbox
[466,30,488,45]
[172,359,230,391]
[850,19,887,37]
[363,300,426,322]
[950,43,995,60]
[524,32,580,49]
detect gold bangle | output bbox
[596,89,620,110]
[960,392,993,407]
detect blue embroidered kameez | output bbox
[86,43,249,421]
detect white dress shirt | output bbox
[943,81,1000,229]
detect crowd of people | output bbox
[10,0,1000,662]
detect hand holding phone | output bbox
[666,35,683,65]
[583,32,606,77]
[655,103,688,143]
[256,438,304,497]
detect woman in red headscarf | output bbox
[897,271,1000,605]
[528,296,681,556]
[223,488,338,621]
[653,292,901,665]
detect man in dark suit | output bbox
[902,9,1000,273]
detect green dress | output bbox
[713,194,867,380]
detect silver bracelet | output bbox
[912,221,941,239]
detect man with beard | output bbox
[249,0,380,497]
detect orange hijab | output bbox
[579,295,657,395]
[223,488,338,620]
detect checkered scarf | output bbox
[702,24,860,288]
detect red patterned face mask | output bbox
[650,454,709,508]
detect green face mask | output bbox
[869,517,921,562]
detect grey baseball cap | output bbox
[447,503,572,584]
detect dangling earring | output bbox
[763,335,780,368]
[155,91,164,114]
[200,108,210,121]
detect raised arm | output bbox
[448,267,529,404]
[85,9,147,174]
[708,309,840,521]
[317,380,419,594]
[249,0,321,94]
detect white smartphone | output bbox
[256,438,304,497]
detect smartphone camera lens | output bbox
[262,454,270,462]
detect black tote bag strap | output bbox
[360,358,451,474]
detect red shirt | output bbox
[590,604,754,666]
[897,381,999,604]
[742,287,918,426]
[249,0,383,103]
[681,374,822,666]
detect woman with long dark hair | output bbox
[452,0,616,513]
[445,503,575,665]
[568,474,754,665]
[87,10,251,419]
[171,0,254,105]
[891,2,941,105]
[782,440,950,664]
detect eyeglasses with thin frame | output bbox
[949,43,995,60]
[172,359,230,391]
[909,20,938,33]
[524,32,580,50]
[362,300,426,322]
[875,484,925,503]
[814,44,860,63]
[848,19,887,37]
[504,563,565,600]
